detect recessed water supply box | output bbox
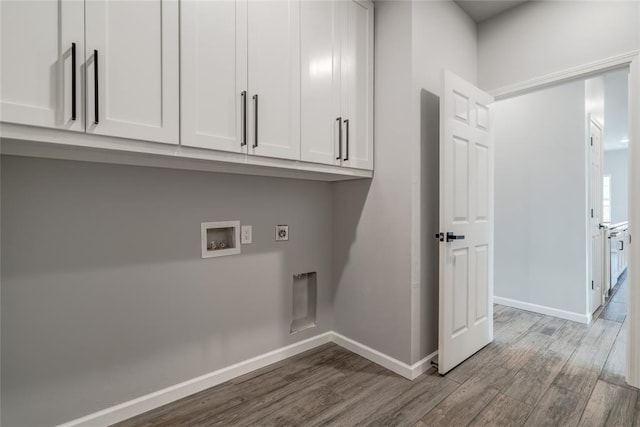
[201,221,241,258]
[291,272,317,333]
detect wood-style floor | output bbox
[114,276,633,427]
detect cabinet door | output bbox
[247,0,300,160]
[181,0,248,153]
[300,0,342,165]
[85,0,179,144]
[342,0,373,170]
[0,0,84,131]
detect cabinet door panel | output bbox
[85,0,178,144]
[0,0,84,131]
[343,0,373,170]
[248,0,300,160]
[300,0,341,165]
[181,0,247,153]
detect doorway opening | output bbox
[491,66,630,384]
[586,69,629,321]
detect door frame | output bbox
[489,50,640,388]
[587,116,604,316]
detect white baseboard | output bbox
[410,351,439,379]
[331,332,437,380]
[58,331,438,427]
[58,332,333,427]
[494,296,590,324]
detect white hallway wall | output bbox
[493,80,588,318]
[478,0,640,92]
[604,149,630,224]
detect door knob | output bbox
[435,232,465,242]
[446,232,465,242]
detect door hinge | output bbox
[592,280,595,290]
[591,209,594,218]
[590,136,593,146]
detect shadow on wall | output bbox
[331,178,372,292]
[420,88,440,356]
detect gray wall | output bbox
[1,156,334,427]
[494,80,588,315]
[604,149,629,224]
[332,0,478,365]
[410,0,477,363]
[333,0,414,364]
[478,1,640,91]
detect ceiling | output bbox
[454,0,529,23]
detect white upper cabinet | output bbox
[0,0,85,132]
[181,0,248,153]
[247,0,301,161]
[0,0,373,178]
[85,0,179,144]
[300,0,373,170]
[342,0,374,170]
[300,0,342,166]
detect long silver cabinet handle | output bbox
[241,91,247,146]
[71,43,77,121]
[93,49,99,124]
[344,119,350,161]
[252,94,258,148]
[336,117,342,160]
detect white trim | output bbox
[57,332,438,427]
[0,124,373,182]
[410,350,439,379]
[490,50,639,100]
[331,332,437,380]
[494,296,590,324]
[626,53,640,389]
[57,333,333,427]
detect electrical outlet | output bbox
[241,225,252,244]
[275,225,289,241]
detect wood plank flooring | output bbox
[114,276,633,427]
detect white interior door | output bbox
[438,70,494,375]
[181,0,248,153]
[247,0,300,160]
[0,0,84,131]
[590,119,604,313]
[85,0,179,144]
